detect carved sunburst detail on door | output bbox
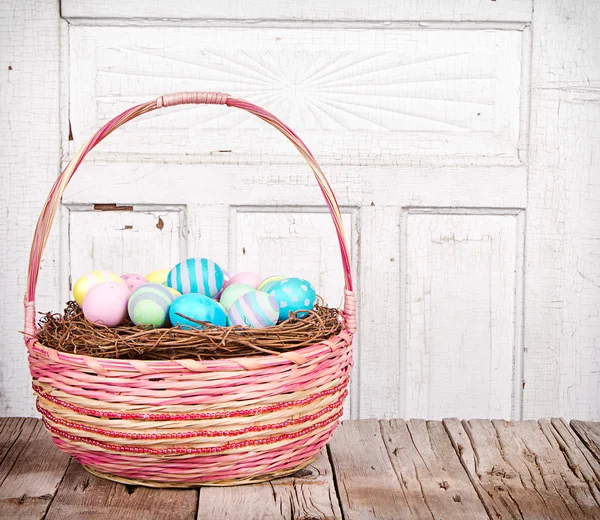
[96,41,497,133]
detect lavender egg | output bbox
[228,291,279,329]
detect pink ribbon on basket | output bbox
[157,92,228,108]
[342,290,357,334]
[23,299,37,348]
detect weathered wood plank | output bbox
[197,449,342,520]
[444,418,600,520]
[61,0,534,23]
[0,419,71,519]
[572,421,600,466]
[328,419,408,519]
[1,418,28,466]
[44,460,198,520]
[572,421,600,460]
[524,0,600,421]
[0,418,39,487]
[542,419,600,507]
[381,419,488,519]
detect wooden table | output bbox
[1,418,599,519]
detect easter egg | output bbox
[269,278,317,321]
[73,270,124,305]
[228,291,279,329]
[121,273,148,292]
[145,269,170,284]
[169,293,227,330]
[82,281,130,327]
[165,285,182,298]
[219,283,255,312]
[214,269,230,299]
[128,283,175,327]
[258,275,285,293]
[225,272,262,290]
[166,258,224,297]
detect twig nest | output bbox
[36,299,341,361]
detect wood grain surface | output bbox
[1,417,599,519]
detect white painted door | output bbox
[60,0,530,421]
[3,0,598,421]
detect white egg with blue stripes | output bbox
[166,257,224,297]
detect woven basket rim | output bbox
[29,327,354,373]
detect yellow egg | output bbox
[165,284,181,298]
[145,269,170,284]
[72,270,123,305]
[258,275,285,293]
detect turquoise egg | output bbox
[128,283,175,327]
[169,293,227,330]
[268,278,317,321]
[228,291,279,328]
[166,257,224,297]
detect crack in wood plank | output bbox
[444,418,600,520]
[196,449,342,520]
[382,419,488,519]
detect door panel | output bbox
[68,206,186,281]
[404,210,523,419]
[70,26,523,165]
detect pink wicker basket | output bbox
[24,92,356,487]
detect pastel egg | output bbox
[82,281,130,327]
[73,270,124,305]
[169,293,227,330]
[219,283,255,312]
[258,275,285,293]
[228,291,279,329]
[269,278,317,321]
[128,283,175,327]
[121,273,148,292]
[214,269,230,299]
[225,272,262,290]
[166,258,224,297]
[165,285,182,298]
[145,269,170,284]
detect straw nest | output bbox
[35,300,342,361]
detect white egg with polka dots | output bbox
[268,277,317,322]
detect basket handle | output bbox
[24,92,356,341]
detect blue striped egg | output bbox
[128,283,175,327]
[169,293,227,330]
[269,278,317,321]
[166,258,224,297]
[228,290,279,329]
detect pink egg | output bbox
[82,281,131,327]
[121,273,148,292]
[225,272,262,290]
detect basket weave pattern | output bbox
[24,92,356,487]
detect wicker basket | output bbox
[24,92,357,487]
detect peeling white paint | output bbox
[2,0,598,421]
